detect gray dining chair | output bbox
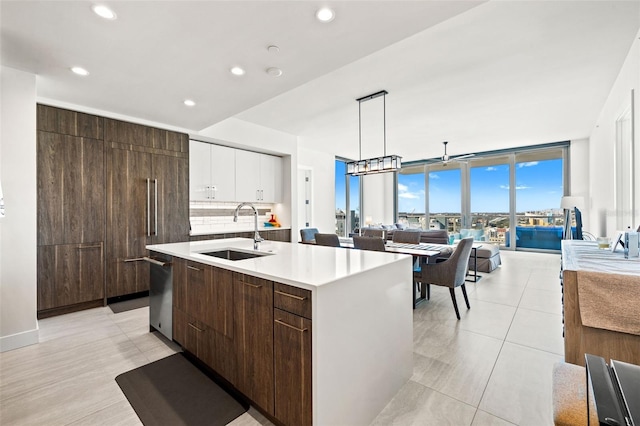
[392,230,421,244]
[300,228,319,243]
[362,228,386,239]
[413,237,474,319]
[314,233,341,247]
[353,235,386,252]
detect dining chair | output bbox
[314,233,341,247]
[362,228,386,239]
[353,235,386,252]
[392,230,421,244]
[413,237,474,319]
[300,228,319,243]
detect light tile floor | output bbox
[0,250,563,425]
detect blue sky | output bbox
[337,158,563,213]
[335,161,360,212]
[396,158,563,213]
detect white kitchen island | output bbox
[147,237,413,426]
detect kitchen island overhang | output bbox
[147,238,413,426]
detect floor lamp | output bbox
[560,196,583,239]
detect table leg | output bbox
[466,247,482,283]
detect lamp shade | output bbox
[560,196,584,209]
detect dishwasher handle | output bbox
[143,256,171,267]
[124,256,171,267]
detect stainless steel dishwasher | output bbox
[147,252,173,340]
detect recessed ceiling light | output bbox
[316,7,335,23]
[71,66,90,76]
[230,66,245,76]
[266,67,283,77]
[92,4,117,20]
[267,45,280,54]
[183,99,196,107]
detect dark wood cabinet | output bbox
[207,267,237,385]
[37,243,104,311]
[37,104,103,139]
[274,308,312,426]
[234,273,275,415]
[172,258,237,385]
[105,147,153,297]
[105,126,189,298]
[36,105,106,317]
[173,259,313,425]
[37,131,104,246]
[36,104,190,315]
[173,308,213,363]
[189,228,292,242]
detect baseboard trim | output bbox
[0,327,39,352]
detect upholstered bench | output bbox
[552,362,593,426]
[471,244,501,273]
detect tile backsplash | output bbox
[189,201,276,233]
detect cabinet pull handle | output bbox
[146,178,151,237]
[154,178,158,236]
[187,265,202,271]
[275,319,307,333]
[77,244,102,249]
[124,257,145,263]
[188,323,204,332]
[274,290,306,301]
[243,281,262,289]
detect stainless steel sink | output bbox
[200,249,271,261]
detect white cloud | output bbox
[428,173,440,179]
[398,183,408,192]
[486,166,497,171]
[399,192,419,199]
[518,161,539,168]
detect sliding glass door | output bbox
[514,152,564,250]
[469,158,511,247]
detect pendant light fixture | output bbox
[346,90,401,176]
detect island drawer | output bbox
[274,283,311,320]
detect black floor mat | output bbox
[116,353,247,426]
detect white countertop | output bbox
[189,226,291,236]
[562,240,640,275]
[146,238,411,290]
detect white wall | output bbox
[589,30,640,237]
[569,138,590,231]
[0,67,39,352]
[297,147,335,237]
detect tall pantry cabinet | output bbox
[105,119,189,298]
[36,105,189,317]
[37,106,105,316]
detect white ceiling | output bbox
[2,1,639,162]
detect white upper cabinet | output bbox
[235,150,282,203]
[189,141,236,201]
[190,141,282,203]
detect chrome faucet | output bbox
[233,202,264,250]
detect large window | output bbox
[398,166,425,228]
[429,168,461,233]
[396,144,568,251]
[335,159,360,236]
